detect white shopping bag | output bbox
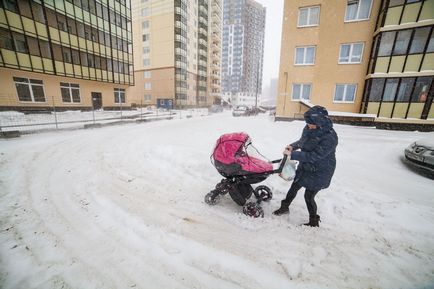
[279,157,297,181]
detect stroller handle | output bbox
[272,154,288,174]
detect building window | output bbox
[334,84,357,102]
[144,82,152,90]
[142,34,149,42]
[427,30,434,53]
[292,83,311,100]
[345,0,372,22]
[12,32,28,53]
[143,46,150,54]
[4,0,18,12]
[378,31,396,57]
[143,58,150,66]
[409,27,431,54]
[142,20,149,30]
[298,6,320,27]
[144,94,151,101]
[382,78,399,101]
[63,48,72,63]
[0,28,13,50]
[411,77,433,103]
[141,7,150,16]
[393,29,412,55]
[60,82,81,103]
[14,77,46,102]
[144,71,151,78]
[395,77,415,102]
[339,43,364,64]
[369,78,385,101]
[114,88,126,103]
[295,46,316,65]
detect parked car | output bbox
[232,105,250,117]
[209,105,224,113]
[404,137,434,178]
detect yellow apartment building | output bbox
[277,0,434,120]
[0,0,134,111]
[128,0,222,109]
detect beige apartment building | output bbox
[0,0,134,111]
[277,0,434,120]
[129,0,222,109]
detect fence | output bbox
[0,95,209,135]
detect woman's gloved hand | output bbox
[283,145,293,156]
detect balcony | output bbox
[213,1,222,11]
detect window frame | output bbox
[333,83,357,103]
[294,46,316,66]
[344,0,373,22]
[114,88,126,104]
[291,83,312,101]
[60,82,81,103]
[297,6,320,28]
[338,42,365,64]
[13,77,46,103]
[143,71,151,78]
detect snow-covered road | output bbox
[1,113,433,289]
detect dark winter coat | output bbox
[290,107,338,191]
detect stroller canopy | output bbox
[212,132,273,175]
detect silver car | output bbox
[404,137,434,178]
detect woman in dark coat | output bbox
[273,106,338,227]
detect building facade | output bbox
[221,0,265,108]
[276,0,434,120]
[0,0,134,110]
[207,0,222,105]
[362,0,434,119]
[129,0,222,109]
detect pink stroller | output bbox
[205,132,288,217]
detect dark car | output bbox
[404,138,434,178]
[232,105,250,117]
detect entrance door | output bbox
[91,92,102,109]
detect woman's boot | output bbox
[272,200,290,215]
[303,215,321,227]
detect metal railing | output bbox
[0,94,209,135]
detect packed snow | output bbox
[0,112,433,289]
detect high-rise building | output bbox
[221,0,265,108]
[208,0,222,105]
[0,0,134,110]
[276,0,434,120]
[129,0,222,108]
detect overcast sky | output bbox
[255,0,284,88]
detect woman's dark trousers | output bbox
[282,182,319,217]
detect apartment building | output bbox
[276,0,434,120]
[207,0,222,105]
[221,0,265,108]
[0,0,134,110]
[129,0,222,109]
[362,0,434,119]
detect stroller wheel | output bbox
[255,186,272,202]
[215,179,231,194]
[204,190,220,205]
[243,202,264,218]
